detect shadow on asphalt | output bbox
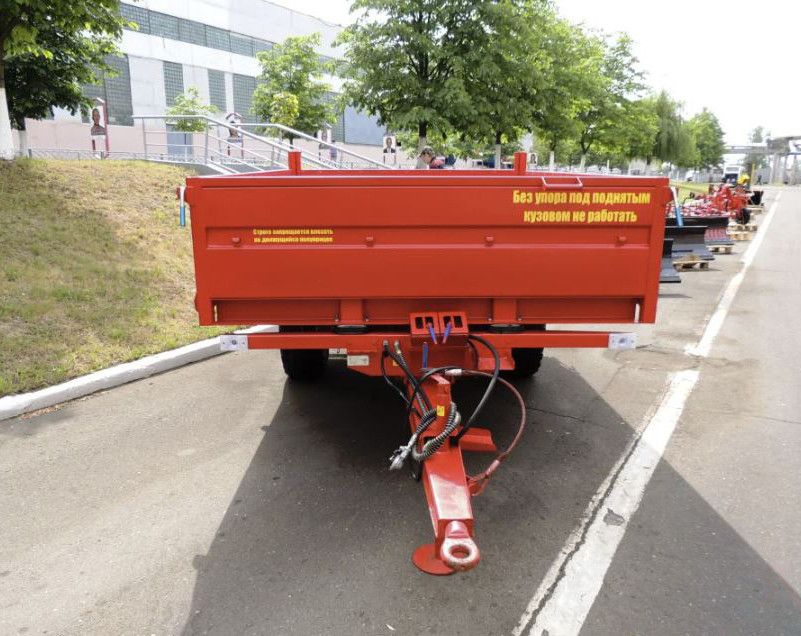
[179,358,801,636]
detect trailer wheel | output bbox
[506,348,544,378]
[280,349,329,381]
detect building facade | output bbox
[14,0,388,157]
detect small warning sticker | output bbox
[252,228,334,244]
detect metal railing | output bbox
[237,122,390,170]
[18,149,150,161]
[133,115,392,173]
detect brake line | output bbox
[454,370,528,495]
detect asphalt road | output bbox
[1,188,799,636]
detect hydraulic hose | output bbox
[380,347,413,409]
[453,334,500,443]
[383,341,431,413]
[404,364,459,426]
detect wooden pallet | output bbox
[673,259,710,270]
[727,230,752,241]
[709,244,734,254]
[729,223,758,232]
[746,206,763,214]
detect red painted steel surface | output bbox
[185,152,670,574]
[186,152,670,331]
[410,374,481,575]
[245,330,619,376]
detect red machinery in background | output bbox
[677,183,751,222]
[185,152,670,575]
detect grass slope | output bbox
[671,181,713,201]
[0,159,229,396]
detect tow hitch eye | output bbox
[440,521,480,571]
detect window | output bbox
[208,70,227,113]
[230,33,254,57]
[253,39,274,55]
[163,62,184,106]
[120,3,150,34]
[104,56,134,126]
[82,81,105,105]
[205,25,230,51]
[116,6,341,75]
[81,55,134,126]
[178,18,205,46]
[233,74,257,122]
[149,11,179,40]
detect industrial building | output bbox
[12,0,387,158]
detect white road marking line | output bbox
[514,370,699,636]
[513,191,783,636]
[686,192,781,358]
[741,192,781,268]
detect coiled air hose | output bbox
[386,336,521,489]
[410,403,460,462]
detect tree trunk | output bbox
[416,121,428,169]
[579,153,587,171]
[18,126,28,157]
[549,150,555,171]
[0,59,15,160]
[645,157,652,176]
[494,130,502,171]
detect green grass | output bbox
[0,159,230,396]
[671,180,712,202]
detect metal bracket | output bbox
[608,332,636,350]
[346,354,370,367]
[220,334,249,351]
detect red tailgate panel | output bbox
[186,164,669,327]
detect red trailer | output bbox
[185,152,670,575]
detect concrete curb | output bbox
[0,325,277,422]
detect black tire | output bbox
[280,349,329,381]
[505,347,544,378]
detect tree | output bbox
[457,0,552,169]
[4,23,119,154]
[531,133,579,168]
[267,92,299,130]
[0,0,127,159]
[645,90,685,173]
[674,120,699,170]
[251,33,334,145]
[338,0,508,153]
[686,108,725,170]
[166,87,218,133]
[607,97,658,172]
[743,125,768,174]
[573,33,644,170]
[531,19,591,170]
